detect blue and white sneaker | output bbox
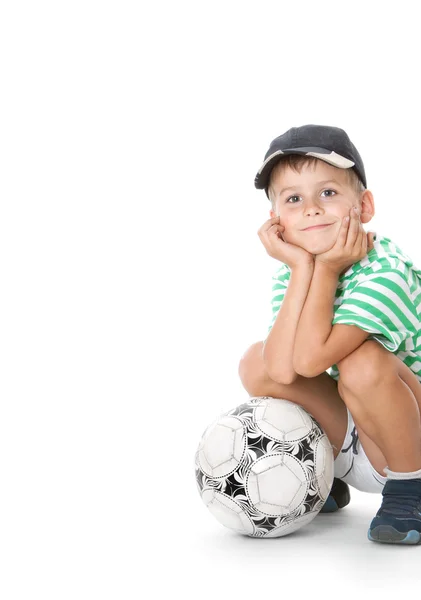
[368,478,421,544]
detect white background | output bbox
[1,1,420,597]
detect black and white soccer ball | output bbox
[195,396,334,537]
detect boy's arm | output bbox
[263,263,314,384]
[293,261,369,377]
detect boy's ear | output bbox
[360,190,375,224]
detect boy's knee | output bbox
[238,341,266,391]
[339,340,390,390]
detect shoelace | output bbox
[380,493,421,516]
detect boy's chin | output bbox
[298,241,334,255]
[285,232,336,255]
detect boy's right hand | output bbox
[257,216,314,269]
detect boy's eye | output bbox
[286,189,337,203]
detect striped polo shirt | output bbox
[266,234,421,382]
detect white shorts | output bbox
[333,408,388,493]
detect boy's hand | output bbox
[257,216,314,269]
[315,206,376,275]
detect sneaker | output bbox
[320,478,351,513]
[368,478,421,544]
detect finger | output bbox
[266,224,283,238]
[337,216,350,244]
[351,206,361,231]
[259,216,281,234]
[347,206,361,246]
[355,220,365,253]
[259,215,280,226]
[359,221,367,249]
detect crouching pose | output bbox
[240,124,421,545]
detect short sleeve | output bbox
[266,267,291,337]
[332,269,419,352]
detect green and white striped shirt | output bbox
[266,234,421,382]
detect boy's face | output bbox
[269,160,374,256]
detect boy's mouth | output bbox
[302,223,333,231]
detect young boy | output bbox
[238,124,421,545]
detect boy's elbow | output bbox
[293,350,315,378]
[294,359,321,379]
[294,365,313,378]
[267,369,295,385]
[279,371,299,385]
[263,357,298,385]
[263,349,296,385]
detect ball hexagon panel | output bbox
[247,453,308,516]
[197,415,246,478]
[254,397,314,442]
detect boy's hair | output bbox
[267,155,366,212]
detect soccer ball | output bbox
[195,396,334,537]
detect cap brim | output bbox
[254,147,355,191]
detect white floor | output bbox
[149,488,420,598]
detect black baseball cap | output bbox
[254,124,367,199]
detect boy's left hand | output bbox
[315,205,376,275]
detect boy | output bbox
[238,124,421,545]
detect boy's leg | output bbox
[238,341,348,459]
[338,340,421,545]
[336,340,421,544]
[337,340,421,473]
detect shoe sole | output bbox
[368,526,421,545]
